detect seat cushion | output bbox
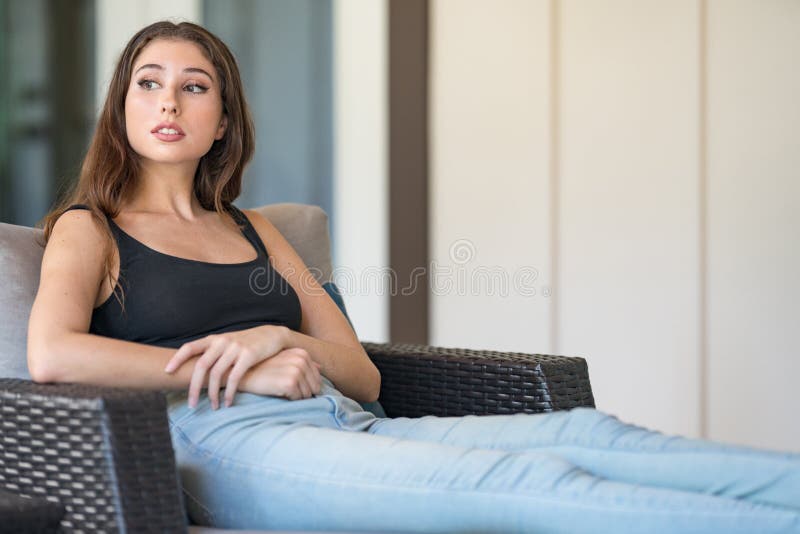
[0,223,44,380]
[253,203,333,283]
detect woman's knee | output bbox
[564,407,615,427]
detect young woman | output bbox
[27,21,799,533]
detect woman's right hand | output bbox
[235,347,323,403]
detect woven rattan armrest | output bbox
[0,379,187,533]
[362,342,595,418]
[0,344,594,531]
[0,485,65,533]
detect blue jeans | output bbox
[166,376,800,533]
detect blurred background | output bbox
[0,0,797,452]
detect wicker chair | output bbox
[0,204,595,533]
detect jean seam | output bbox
[166,393,195,428]
[180,482,217,524]
[168,426,797,520]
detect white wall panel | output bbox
[430,0,553,354]
[558,0,701,436]
[707,0,800,451]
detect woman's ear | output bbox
[215,115,228,140]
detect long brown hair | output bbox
[39,21,255,308]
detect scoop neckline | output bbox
[107,212,264,268]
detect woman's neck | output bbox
[125,162,205,220]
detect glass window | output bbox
[0,0,95,226]
[204,0,334,218]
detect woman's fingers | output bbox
[305,358,322,396]
[207,345,239,410]
[302,354,322,395]
[292,363,313,400]
[270,349,311,400]
[165,337,211,373]
[224,356,254,408]
[171,329,324,408]
[290,349,318,399]
[184,344,324,404]
[188,337,226,408]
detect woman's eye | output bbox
[137,79,160,90]
[185,84,208,94]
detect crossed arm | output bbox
[27,208,380,405]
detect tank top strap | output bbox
[64,204,119,234]
[227,204,270,260]
[103,213,131,243]
[64,203,91,212]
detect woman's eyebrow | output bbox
[184,67,214,82]
[134,63,214,82]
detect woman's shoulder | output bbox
[50,205,111,256]
[55,204,106,226]
[238,207,281,240]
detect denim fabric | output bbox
[166,377,800,533]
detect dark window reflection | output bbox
[0,0,95,226]
[204,0,333,219]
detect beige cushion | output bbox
[0,203,333,380]
[253,203,333,284]
[0,223,46,380]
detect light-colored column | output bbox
[95,0,201,111]
[332,0,389,343]
[429,0,553,354]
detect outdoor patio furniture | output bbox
[0,203,594,532]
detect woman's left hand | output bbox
[164,324,289,409]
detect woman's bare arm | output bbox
[27,209,226,389]
[32,330,228,390]
[243,209,381,403]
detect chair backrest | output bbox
[0,203,336,380]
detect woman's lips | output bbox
[152,130,185,142]
[151,123,186,142]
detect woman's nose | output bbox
[160,91,179,115]
[161,101,178,115]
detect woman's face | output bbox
[125,38,227,170]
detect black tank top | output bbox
[63,204,302,349]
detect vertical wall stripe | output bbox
[549,0,561,355]
[559,1,700,435]
[388,0,429,343]
[95,0,200,111]
[705,0,800,451]
[429,0,550,353]
[333,0,389,343]
[698,0,709,439]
